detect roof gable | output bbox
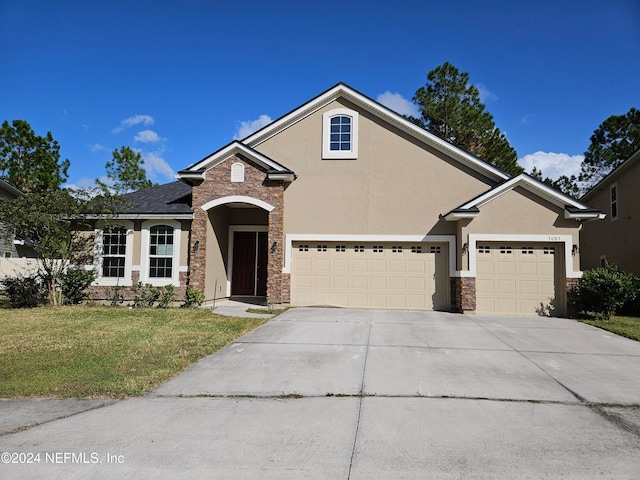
[581,148,640,201]
[241,83,510,183]
[178,141,294,183]
[445,174,602,221]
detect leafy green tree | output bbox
[412,62,522,176]
[0,189,105,305]
[0,120,70,193]
[579,107,639,190]
[98,146,153,195]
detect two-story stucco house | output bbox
[90,83,602,316]
[580,149,640,275]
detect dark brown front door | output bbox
[231,231,268,296]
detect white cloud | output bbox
[476,84,497,103]
[134,130,162,143]
[518,151,584,179]
[377,91,420,118]
[113,114,154,133]
[143,151,175,181]
[234,114,273,140]
[89,143,105,152]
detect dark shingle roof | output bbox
[119,181,192,215]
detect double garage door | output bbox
[291,242,449,310]
[476,242,563,315]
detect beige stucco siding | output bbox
[254,99,495,236]
[460,187,581,273]
[581,158,640,275]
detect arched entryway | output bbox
[201,196,274,300]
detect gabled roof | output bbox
[114,181,193,218]
[240,82,511,183]
[444,173,603,221]
[178,141,295,183]
[581,148,640,201]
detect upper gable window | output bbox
[610,184,618,221]
[231,162,245,182]
[322,108,359,159]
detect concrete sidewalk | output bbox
[2,308,640,479]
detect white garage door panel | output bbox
[476,243,561,315]
[291,242,449,310]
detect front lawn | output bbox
[581,315,640,342]
[0,306,267,398]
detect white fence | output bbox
[0,257,42,279]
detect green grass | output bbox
[581,315,640,342]
[0,306,267,398]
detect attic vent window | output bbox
[322,108,359,159]
[231,162,245,182]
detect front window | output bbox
[102,225,127,278]
[149,225,173,278]
[329,116,352,151]
[322,108,359,159]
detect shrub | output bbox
[157,285,176,309]
[578,264,639,320]
[0,274,48,308]
[131,282,177,308]
[181,287,205,308]
[59,269,97,305]
[131,282,160,308]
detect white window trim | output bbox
[231,162,245,182]
[322,108,359,159]
[140,219,182,286]
[461,234,579,278]
[93,220,134,287]
[610,183,618,221]
[284,234,455,275]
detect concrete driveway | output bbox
[2,308,640,479]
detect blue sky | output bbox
[1,0,639,188]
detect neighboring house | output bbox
[580,149,640,275]
[0,179,24,259]
[90,83,602,316]
[0,179,39,279]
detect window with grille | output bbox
[392,245,403,253]
[610,184,618,220]
[317,245,327,252]
[354,245,364,253]
[298,244,309,252]
[411,246,422,253]
[478,245,491,254]
[521,247,534,255]
[430,246,441,254]
[373,245,384,253]
[322,109,359,159]
[500,246,512,254]
[102,225,127,278]
[543,247,555,255]
[149,225,174,278]
[336,245,346,252]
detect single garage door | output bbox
[291,242,449,310]
[476,243,562,315]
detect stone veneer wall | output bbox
[189,155,287,304]
[87,271,188,305]
[450,277,476,313]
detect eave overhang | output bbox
[178,141,295,182]
[444,174,603,222]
